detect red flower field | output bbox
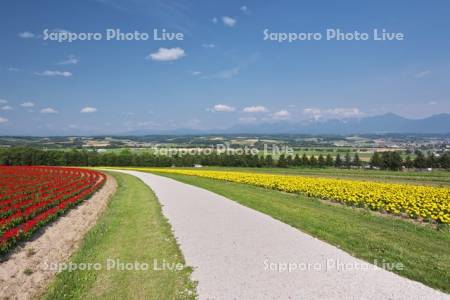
[0,166,106,255]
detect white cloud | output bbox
[1,105,13,111]
[303,108,322,120]
[20,101,35,108]
[146,47,186,61]
[18,31,35,38]
[222,16,237,27]
[59,54,79,65]
[272,110,291,120]
[0,117,8,124]
[8,67,20,72]
[303,107,363,120]
[40,107,58,114]
[35,70,72,77]
[210,104,236,112]
[428,101,438,105]
[212,17,218,24]
[190,71,202,76]
[240,6,249,14]
[0,99,7,104]
[416,70,431,78]
[80,107,98,113]
[243,106,268,113]
[202,43,215,48]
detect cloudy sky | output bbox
[1,0,450,135]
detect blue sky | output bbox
[1,0,449,135]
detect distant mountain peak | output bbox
[222,113,450,135]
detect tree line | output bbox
[0,147,449,170]
[369,150,450,170]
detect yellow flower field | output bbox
[135,168,450,225]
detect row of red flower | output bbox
[0,166,106,255]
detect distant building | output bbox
[193,164,203,168]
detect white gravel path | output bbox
[115,170,449,300]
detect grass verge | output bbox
[42,171,196,300]
[155,172,450,293]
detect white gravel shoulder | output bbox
[115,170,449,300]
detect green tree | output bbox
[344,153,352,168]
[301,154,309,166]
[439,152,450,169]
[286,155,293,167]
[426,153,438,168]
[404,155,414,168]
[265,155,274,167]
[370,152,382,168]
[389,152,403,171]
[414,151,427,168]
[318,154,325,167]
[353,153,361,167]
[277,154,288,168]
[335,154,343,167]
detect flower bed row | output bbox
[138,168,450,225]
[0,166,106,255]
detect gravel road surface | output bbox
[115,170,448,300]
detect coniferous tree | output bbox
[318,154,325,168]
[265,155,274,167]
[286,155,293,167]
[426,153,438,168]
[277,154,288,168]
[353,153,361,167]
[335,154,343,167]
[344,153,352,168]
[301,154,309,166]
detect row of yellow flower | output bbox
[134,168,450,225]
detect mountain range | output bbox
[129,113,450,135]
[224,113,450,135]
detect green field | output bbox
[43,171,196,299]
[153,171,450,293]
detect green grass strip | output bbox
[43,171,196,300]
